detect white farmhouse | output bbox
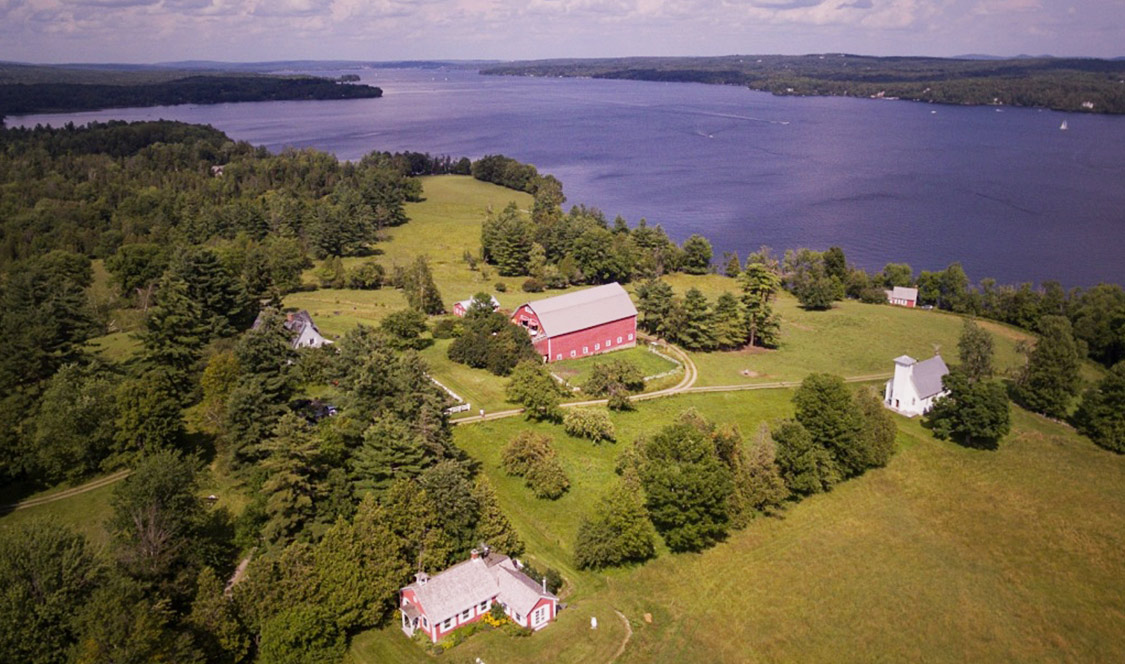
[884,354,949,417]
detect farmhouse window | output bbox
[462,609,470,620]
[443,618,452,630]
[480,600,488,611]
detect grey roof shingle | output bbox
[911,355,949,399]
[402,553,557,624]
[522,282,637,338]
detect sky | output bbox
[1,0,1121,64]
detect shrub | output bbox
[583,359,645,397]
[521,277,545,293]
[563,408,616,443]
[431,316,463,339]
[501,430,569,499]
[494,281,508,293]
[501,431,555,476]
[525,458,569,499]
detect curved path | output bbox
[452,343,889,427]
[610,610,633,663]
[451,343,698,426]
[3,468,132,512]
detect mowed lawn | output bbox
[352,389,1125,663]
[552,344,681,389]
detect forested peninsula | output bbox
[0,68,382,118]
[482,54,1125,114]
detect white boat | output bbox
[1060,120,1068,131]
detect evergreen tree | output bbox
[855,386,898,467]
[636,279,674,336]
[139,276,205,392]
[744,424,790,515]
[793,373,865,477]
[418,461,480,568]
[680,234,713,274]
[926,369,1012,449]
[257,604,344,664]
[722,251,741,277]
[187,567,251,664]
[637,415,733,552]
[739,262,782,348]
[481,202,535,276]
[574,476,657,569]
[1074,361,1125,453]
[170,247,252,338]
[711,292,746,350]
[676,288,715,351]
[104,243,167,309]
[234,310,296,403]
[350,415,432,496]
[1013,315,1083,419]
[772,419,839,495]
[959,318,995,382]
[260,414,321,545]
[471,477,525,557]
[400,256,444,314]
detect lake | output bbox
[12,67,1125,287]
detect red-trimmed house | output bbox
[452,295,501,318]
[400,546,558,642]
[511,282,638,363]
[885,286,919,308]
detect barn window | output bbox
[594,343,600,350]
[557,354,563,361]
[570,350,576,358]
[606,339,612,347]
[627,333,633,341]
[583,346,588,354]
[617,336,623,343]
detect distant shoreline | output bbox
[481,54,1125,115]
[0,75,382,119]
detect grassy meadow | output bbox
[352,390,1125,663]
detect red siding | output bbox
[535,316,637,362]
[511,304,544,335]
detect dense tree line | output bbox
[479,200,694,288]
[0,75,383,117]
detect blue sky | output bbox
[1,0,1121,64]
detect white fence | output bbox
[644,343,684,382]
[428,375,471,415]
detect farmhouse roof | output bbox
[522,282,637,337]
[456,295,501,311]
[887,286,919,301]
[402,552,557,624]
[911,354,949,399]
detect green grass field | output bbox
[0,481,117,550]
[354,388,1125,663]
[551,345,681,389]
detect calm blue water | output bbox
[12,68,1125,287]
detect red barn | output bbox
[399,546,558,642]
[511,282,638,363]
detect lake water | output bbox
[12,68,1125,287]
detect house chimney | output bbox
[470,548,480,561]
[542,577,547,593]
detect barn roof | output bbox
[522,282,637,338]
[911,354,949,399]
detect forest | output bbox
[481,54,1125,114]
[0,75,382,118]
